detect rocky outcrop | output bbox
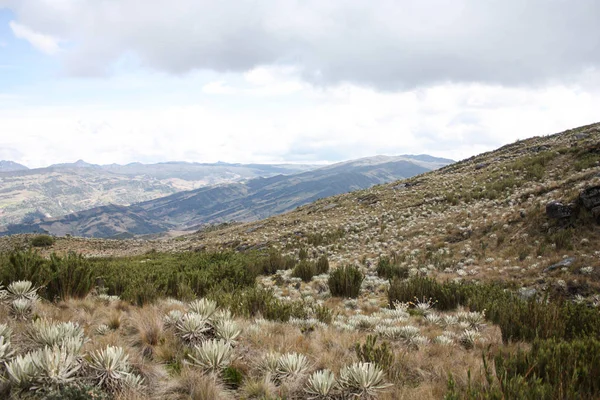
[546,201,576,220]
[579,185,600,222]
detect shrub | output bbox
[376,257,409,280]
[1,250,49,290]
[388,277,466,311]
[31,234,55,248]
[298,248,309,261]
[328,266,364,298]
[260,251,294,275]
[355,335,394,371]
[292,261,317,282]
[222,366,244,389]
[316,255,330,274]
[46,252,95,300]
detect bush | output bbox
[355,335,394,371]
[328,265,363,298]
[260,251,295,275]
[388,277,466,311]
[31,234,55,248]
[376,257,409,280]
[0,250,50,290]
[292,261,317,282]
[222,366,244,389]
[316,255,330,274]
[446,337,600,400]
[46,252,95,300]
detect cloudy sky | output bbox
[0,0,599,168]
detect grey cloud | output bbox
[5,0,600,88]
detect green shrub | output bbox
[223,366,244,389]
[355,335,394,371]
[316,255,330,274]
[40,384,109,400]
[260,251,295,275]
[31,234,55,248]
[46,252,95,300]
[328,265,363,298]
[298,248,309,261]
[446,338,600,400]
[312,304,333,324]
[388,277,466,311]
[292,261,317,282]
[1,250,50,289]
[376,257,409,280]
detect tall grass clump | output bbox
[328,265,364,298]
[292,261,317,282]
[46,252,95,300]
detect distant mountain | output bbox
[0,160,29,172]
[1,155,453,238]
[0,161,318,226]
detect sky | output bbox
[0,0,599,168]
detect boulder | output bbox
[545,201,575,219]
[579,185,600,210]
[543,257,576,273]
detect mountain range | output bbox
[0,160,318,227]
[0,155,452,238]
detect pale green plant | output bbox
[6,280,39,301]
[188,339,233,372]
[459,329,480,350]
[5,352,37,388]
[175,313,210,344]
[27,319,85,349]
[305,369,337,399]
[164,309,184,328]
[213,319,242,344]
[88,345,139,391]
[277,352,310,380]
[258,352,281,375]
[30,345,81,390]
[0,323,12,339]
[10,298,34,320]
[95,324,111,336]
[338,362,390,398]
[188,298,217,320]
[0,335,15,363]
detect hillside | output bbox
[13,122,599,289]
[0,160,316,226]
[0,160,28,172]
[0,123,599,400]
[0,155,451,238]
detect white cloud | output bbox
[9,20,60,55]
[1,77,598,168]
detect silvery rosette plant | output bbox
[188,298,217,320]
[175,313,210,344]
[188,339,234,373]
[87,345,144,392]
[338,362,390,398]
[304,369,337,399]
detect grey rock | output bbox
[544,257,576,273]
[518,287,537,300]
[475,163,489,170]
[579,185,600,210]
[546,201,575,219]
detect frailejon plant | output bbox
[188,298,217,320]
[87,345,143,392]
[10,298,34,320]
[27,319,85,349]
[277,352,310,380]
[338,362,390,398]
[0,335,15,364]
[305,369,337,399]
[213,319,241,344]
[188,339,234,373]
[175,313,211,345]
[6,280,39,301]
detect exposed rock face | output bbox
[546,201,576,219]
[544,257,576,273]
[579,185,600,222]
